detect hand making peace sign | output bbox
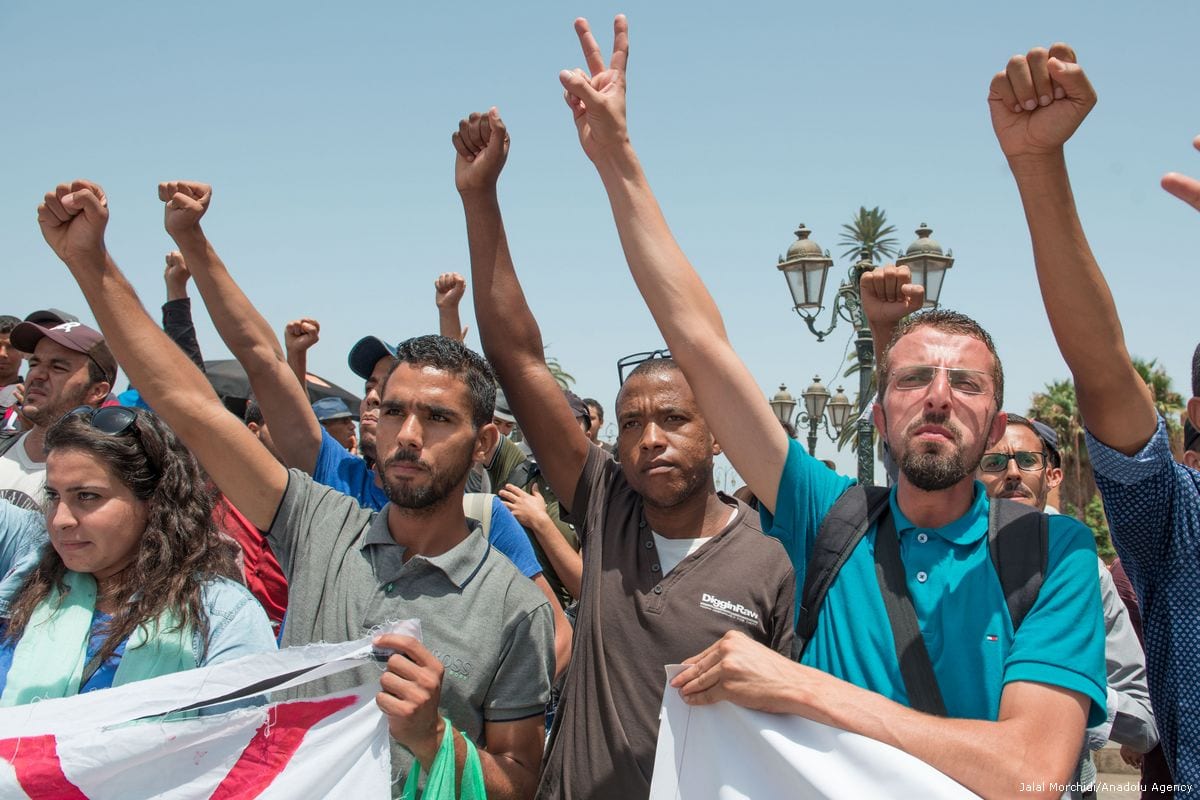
[560,15,630,163]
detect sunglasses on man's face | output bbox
[616,349,671,385]
[63,405,140,437]
[979,450,1047,473]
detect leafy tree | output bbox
[1028,379,1093,514]
[1064,496,1115,562]
[838,206,899,263]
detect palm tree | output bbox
[543,347,575,391]
[1027,379,1092,514]
[838,206,900,263]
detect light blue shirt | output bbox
[0,500,48,617]
[762,437,1107,725]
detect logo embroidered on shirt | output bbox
[985,634,999,642]
[700,593,760,626]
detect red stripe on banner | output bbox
[0,734,89,799]
[210,695,358,799]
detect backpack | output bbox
[794,484,1048,715]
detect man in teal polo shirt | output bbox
[559,17,1106,798]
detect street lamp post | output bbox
[775,223,954,484]
[769,379,854,457]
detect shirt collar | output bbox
[360,509,489,589]
[888,480,990,546]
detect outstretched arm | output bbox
[36,181,287,529]
[559,17,789,511]
[455,109,590,509]
[1162,134,1200,211]
[161,250,208,372]
[159,181,324,472]
[283,317,319,388]
[435,272,470,342]
[990,46,1156,454]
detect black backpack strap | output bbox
[795,485,891,660]
[874,511,948,717]
[987,498,1049,632]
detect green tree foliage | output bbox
[838,206,899,263]
[1064,496,1115,562]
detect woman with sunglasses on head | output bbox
[0,406,275,708]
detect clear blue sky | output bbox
[3,1,1197,480]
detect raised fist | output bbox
[434,273,467,309]
[37,180,109,266]
[559,16,630,163]
[861,265,925,330]
[158,181,212,239]
[284,318,321,354]
[164,251,191,294]
[453,108,510,195]
[989,44,1096,162]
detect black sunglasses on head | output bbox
[616,349,671,385]
[62,405,140,437]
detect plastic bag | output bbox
[401,717,486,800]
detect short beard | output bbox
[24,385,94,427]
[897,411,977,492]
[381,446,473,512]
[901,449,971,491]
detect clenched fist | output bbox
[434,273,467,309]
[989,44,1096,163]
[37,180,109,266]
[453,108,510,195]
[158,181,212,240]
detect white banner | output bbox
[649,665,980,800]
[0,634,404,799]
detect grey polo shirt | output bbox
[538,445,795,800]
[268,469,554,783]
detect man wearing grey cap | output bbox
[0,320,115,509]
[312,396,358,454]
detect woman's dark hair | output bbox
[4,409,241,665]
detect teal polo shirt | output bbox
[761,437,1107,726]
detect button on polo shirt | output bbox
[761,436,1107,727]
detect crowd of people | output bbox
[0,15,1197,800]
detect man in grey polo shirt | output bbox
[36,176,553,799]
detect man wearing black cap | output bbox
[0,320,115,509]
[976,414,1064,511]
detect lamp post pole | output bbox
[775,223,954,486]
[769,380,852,459]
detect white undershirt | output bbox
[651,506,738,576]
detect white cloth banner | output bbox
[649,665,980,800]
[0,632,408,799]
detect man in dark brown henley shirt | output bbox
[453,106,796,800]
